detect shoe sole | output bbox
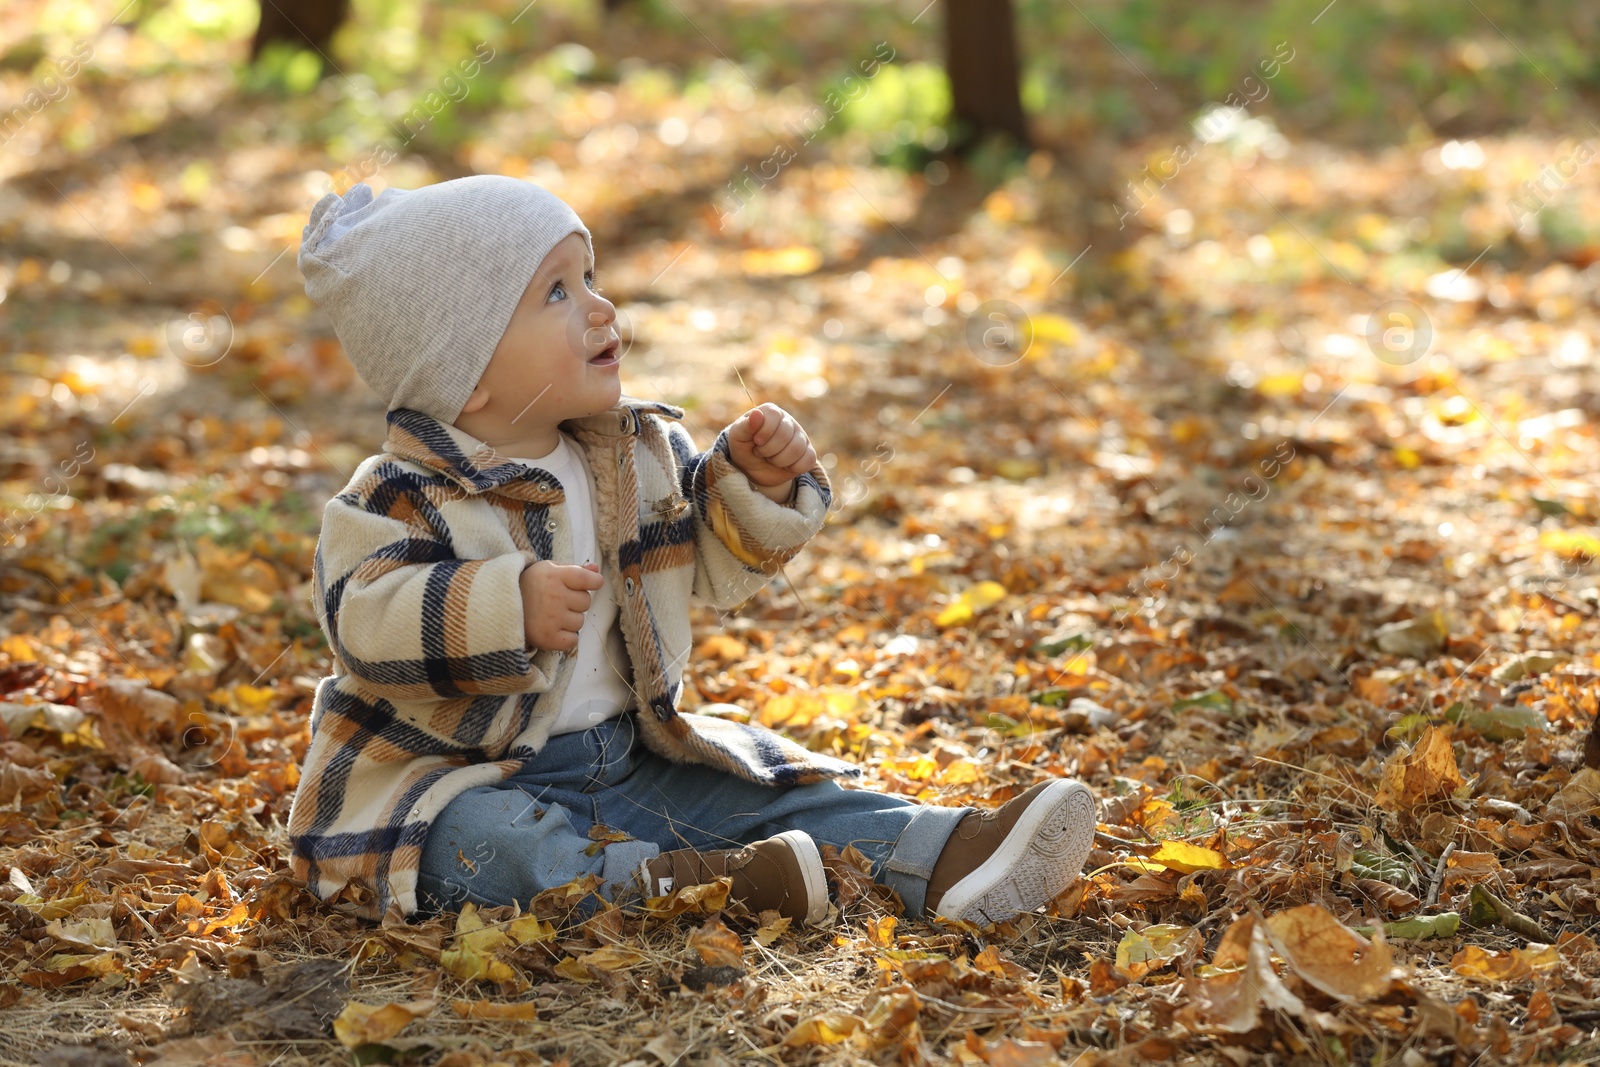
[770,829,830,926]
[932,779,1096,925]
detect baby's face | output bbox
[462,232,622,440]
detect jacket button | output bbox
[546,519,558,532]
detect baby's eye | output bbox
[547,272,601,302]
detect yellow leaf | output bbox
[579,944,647,972]
[449,999,539,1021]
[18,893,88,920]
[1451,943,1559,982]
[740,246,822,277]
[867,914,897,948]
[1114,923,1198,981]
[1,634,39,661]
[1540,528,1600,561]
[758,692,826,730]
[440,943,518,984]
[554,956,596,983]
[759,688,863,730]
[937,758,982,786]
[506,915,557,945]
[1148,840,1228,874]
[439,903,518,984]
[227,684,277,713]
[639,875,732,920]
[201,902,250,935]
[1170,415,1208,445]
[196,539,280,613]
[695,634,748,663]
[754,913,792,945]
[333,999,436,1049]
[40,951,124,981]
[1030,313,1080,346]
[936,581,1008,628]
[782,1012,863,1046]
[1256,372,1304,399]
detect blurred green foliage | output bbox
[1017,0,1597,141]
[831,59,950,170]
[13,0,1591,164]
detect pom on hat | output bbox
[296,175,592,424]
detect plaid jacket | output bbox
[286,396,858,919]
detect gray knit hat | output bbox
[297,174,593,423]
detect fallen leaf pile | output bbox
[3,0,1600,1064]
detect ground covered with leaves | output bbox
[4,1,1600,1065]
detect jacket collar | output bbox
[382,396,685,495]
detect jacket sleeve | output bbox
[665,420,833,611]
[313,460,564,701]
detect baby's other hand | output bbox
[520,561,604,652]
[726,403,816,488]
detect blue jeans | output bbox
[415,710,971,920]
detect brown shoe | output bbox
[637,829,830,926]
[923,779,1096,925]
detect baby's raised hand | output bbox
[726,403,816,490]
[520,560,605,652]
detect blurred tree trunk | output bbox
[600,1,1032,156]
[251,0,350,62]
[943,0,1030,152]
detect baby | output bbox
[287,174,1095,927]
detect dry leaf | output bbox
[45,916,117,950]
[439,902,517,984]
[754,912,792,945]
[449,999,539,1021]
[1148,840,1228,874]
[782,1012,863,1046]
[1375,725,1465,811]
[1373,610,1448,658]
[936,581,1008,628]
[1549,768,1600,819]
[1354,878,1420,915]
[1450,943,1560,982]
[1264,904,1401,1002]
[1114,923,1198,981]
[639,875,732,920]
[1183,914,1303,1033]
[576,944,647,972]
[332,998,436,1048]
[0,760,57,805]
[196,539,280,613]
[687,916,744,968]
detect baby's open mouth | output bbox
[589,341,620,366]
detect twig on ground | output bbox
[1425,842,1456,907]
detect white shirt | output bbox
[506,433,634,737]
